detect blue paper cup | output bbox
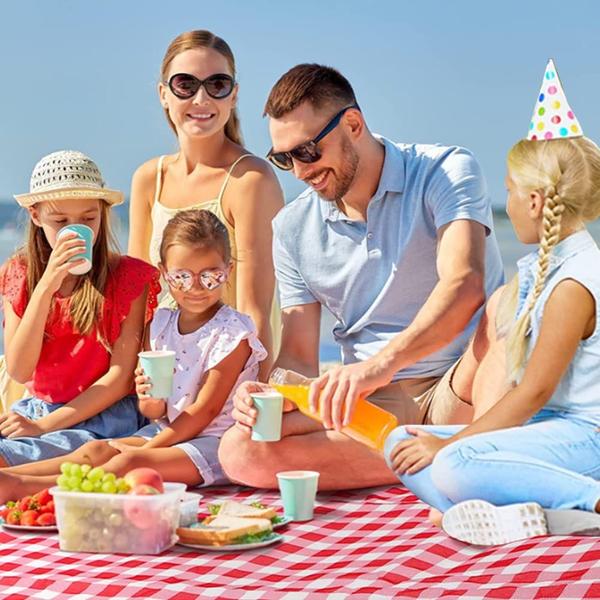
[138,350,176,399]
[250,391,283,442]
[57,224,94,275]
[276,470,320,521]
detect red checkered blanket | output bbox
[1,486,599,599]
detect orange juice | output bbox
[270,369,398,453]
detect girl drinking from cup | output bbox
[0,150,160,466]
[128,30,283,378]
[0,209,266,498]
[384,60,600,545]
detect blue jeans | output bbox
[384,410,600,513]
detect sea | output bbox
[1,202,599,361]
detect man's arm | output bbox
[311,219,486,430]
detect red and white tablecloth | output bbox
[1,485,599,599]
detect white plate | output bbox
[177,533,284,552]
[0,520,57,533]
[272,516,292,529]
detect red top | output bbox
[0,256,160,404]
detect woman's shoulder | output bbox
[131,155,177,191]
[231,153,279,184]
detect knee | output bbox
[104,451,144,476]
[218,426,279,489]
[78,440,115,465]
[383,426,412,469]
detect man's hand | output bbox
[0,413,47,438]
[388,427,448,475]
[231,380,295,434]
[308,359,392,430]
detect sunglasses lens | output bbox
[200,269,227,290]
[166,270,193,291]
[291,143,321,164]
[169,74,199,99]
[268,152,294,171]
[204,75,234,98]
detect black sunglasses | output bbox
[166,73,235,100]
[267,104,360,171]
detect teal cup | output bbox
[57,224,94,275]
[138,350,176,399]
[251,391,283,442]
[276,470,320,521]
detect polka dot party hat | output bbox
[528,59,582,141]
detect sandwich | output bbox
[208,500,278,521]
[177,514,273,546]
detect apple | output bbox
[130,484,160,495]
[123,468,164,493]
[123,497,156,530]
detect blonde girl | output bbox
[0,151,160,467]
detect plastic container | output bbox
[52,482,186,554]
[179,491,202,527]
[269,368,398,453]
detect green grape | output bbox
[101,481,117,494]
[116,478,129,493]
[80,479,94,492]
[87,467,105,483]
[68,475,82,490]
[70,463,82,478]
[57,474,70,490]
[60,462,73,476]
[102,472,116,484]
[81,464,92,476]
[93,481,103,492]
[108,512,123,527]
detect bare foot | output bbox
[0,471,57,504]
[428,507,443,528]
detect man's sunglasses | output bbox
[164,268,228,292]
[267,104,360,171]
[166,73,235,100]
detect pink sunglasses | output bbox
[164,268,228,292]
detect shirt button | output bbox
[367,232,373,239]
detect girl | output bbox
[385,70,600,545]
[0,150,159,466]
[128,30,283,379]
[0,209,266,498]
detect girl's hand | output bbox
[38,232,87,295]
[388,427,449,475]
[0,413,46,438]
[108,439,143,453]
[134,367,153,399]
[135,367,167,418]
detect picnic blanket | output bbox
[1,485,599,599]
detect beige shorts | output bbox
[367,360,474,426]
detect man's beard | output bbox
[316,136,360,202]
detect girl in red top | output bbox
[0,150,159,466]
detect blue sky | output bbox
[0,0,598,207]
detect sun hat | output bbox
[527,59,583,141]
[14,150,124,208]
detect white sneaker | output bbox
[442,499,600,546]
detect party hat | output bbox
[527,59,582,141]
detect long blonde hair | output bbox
[498,136,600,380]
[160,30,243,145]
[17,201,120,346]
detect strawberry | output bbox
[0,507,10,520]
[18,496,32,512]
[20,510,39,527]
[39,501,55,515]
[36,513,56,526]
[32,489,52,506]
[6,509,21,525]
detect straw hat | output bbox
[14,150,124,207]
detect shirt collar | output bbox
[516,229,595,314]
[322,135,405,223]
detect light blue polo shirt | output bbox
[272,136,504,379]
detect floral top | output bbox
[0,255,160,404]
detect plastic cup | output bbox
[138,350,176,399]
[251,391,284,442]
[57,224,94,275]
[276,470,319,521]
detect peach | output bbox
[123,468,164,494]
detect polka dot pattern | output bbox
[527,59,583,141]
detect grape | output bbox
[93,481,103,492]
[81,479,94,493]
[101,481,117,494]
[81,464,92,476]
[116,478,129,493]
[68,475,82,490]
[60,462,73,476]
[102,472,116,484]
[57,474,70,490]
[108,512,123,527]
[87,467,105,482]
[70,464,82,479]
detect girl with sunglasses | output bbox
[128,30,283,379]
[0,210,267,498]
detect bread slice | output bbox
[177,515,273,546]
[215,500,277,520]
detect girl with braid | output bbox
[384,60,600,545]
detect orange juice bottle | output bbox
[269,368,398,453]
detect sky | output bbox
[0,0,599,207]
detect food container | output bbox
[179,492,202,527]
[51,482,186,554]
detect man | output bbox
[218,64,504,489]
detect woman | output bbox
[128,30,283,378]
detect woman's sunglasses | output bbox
[164,268,228,292]
[267,104,360,171]
[166,73,235,100]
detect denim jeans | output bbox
[384,410,600,512]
